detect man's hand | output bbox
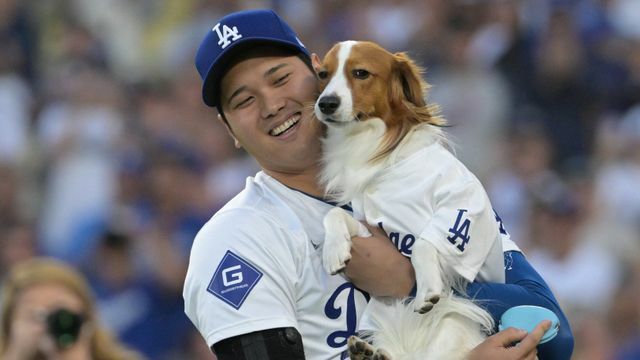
[343,223,415,297]
[467,320,552,360]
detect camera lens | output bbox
[46,309,84,349]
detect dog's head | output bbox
[314,41,442,157]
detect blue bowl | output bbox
[498,305,560,344]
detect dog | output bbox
[314,40,507,359]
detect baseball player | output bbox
[183,10,397,359]
[183,9,573,360]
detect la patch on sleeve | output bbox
[208,250,263,309]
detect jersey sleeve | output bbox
[183,208,305,347]
[418,149,501,282]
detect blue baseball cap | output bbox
[195,9,310,108]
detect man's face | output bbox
[219,51,323,176]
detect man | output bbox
[184,9,573,359]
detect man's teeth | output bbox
[270,115,300,136]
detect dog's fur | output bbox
[316,41,444,204]
[314,41,497,359]
[355,295,493,360]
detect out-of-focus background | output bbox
[0,0,639,358]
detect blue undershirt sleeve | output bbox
[466,251,574,360]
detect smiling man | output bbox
[183,10,411,359]
[217,45,324,191]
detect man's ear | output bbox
[218,113,242,149]
[311,53,322,72]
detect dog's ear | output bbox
[390,52,426,108]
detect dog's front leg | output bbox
[411,240,444,313]
[322,207,371,275]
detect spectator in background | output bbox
[488,0,536,110]
[0,0,33,173]
[589,105,640,269]
[428,10,511,181]
[0,258,142,360]
[361,0,425,51]
[609,263,640,360]
[0,0,36,79]
[488,121,556,247]
[136,146,210,284]
[0,163,23,229]
[0,65,32,167]
[594,105,640,228]
[86,230,192,359]
[529,8,598,169]
[526,176,622,315]
[37,63,123,262]
[0,222,37,280]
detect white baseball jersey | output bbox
[351,140,518,284]
[353,135,519,333]
[183,172,369,360]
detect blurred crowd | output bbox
[0,0,639,359]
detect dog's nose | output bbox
[318,95,341,115]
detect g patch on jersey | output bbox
[208,250,263,309]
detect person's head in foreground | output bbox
[0,258,141,360]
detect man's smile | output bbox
[270,112,302,136]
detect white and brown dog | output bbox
[314,41,507,359]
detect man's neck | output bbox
[264,167,324,198]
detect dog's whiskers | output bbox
[353,109,370,122]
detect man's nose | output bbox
[261,95,286,119]
[317,95,340,115]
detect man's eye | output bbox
[275,73,290,85]
[318,70,329,79]
[352,69,370,79]
[235,97,253,109]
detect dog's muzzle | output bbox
[317,95,341,115]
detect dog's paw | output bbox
[348,335,376,360]
[414,293,441,314]
[323,253,350,275]
[322,232,352,275]
[373,348,392,360]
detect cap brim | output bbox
[201,38,309,108]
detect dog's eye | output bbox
[352,69,370,79]
[318,70,329,79]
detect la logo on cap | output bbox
[212,22,242,49]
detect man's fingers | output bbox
[512,320,553,357]
[491,327,528,347]
[520,320,552,348]
[524,349,538,360]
